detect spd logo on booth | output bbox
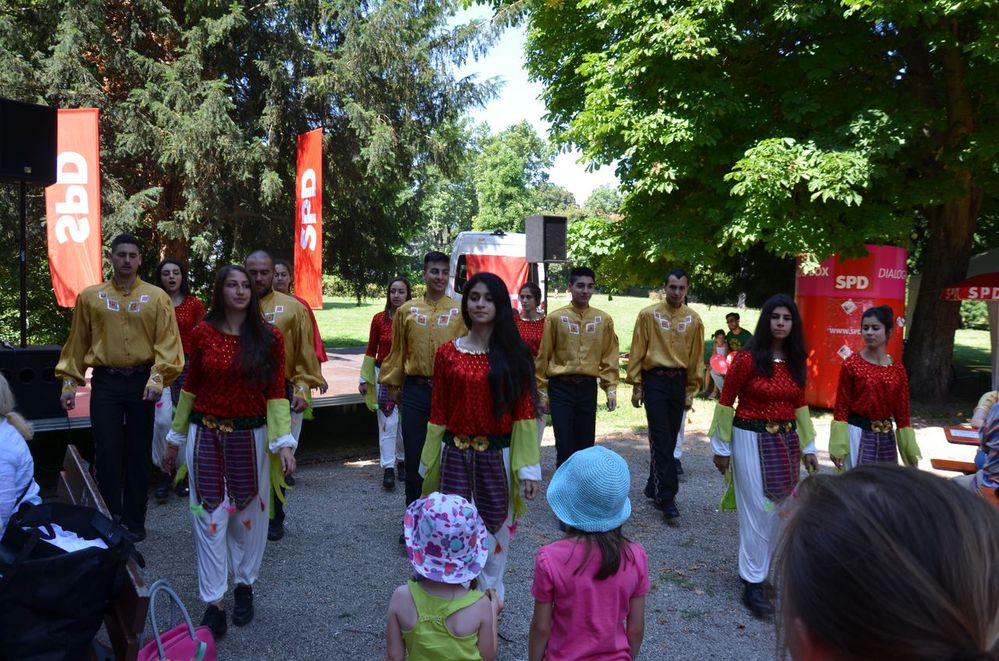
[834,275,869,290]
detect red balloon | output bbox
[711,353,729,375]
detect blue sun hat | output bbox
[403,492,489,585]
[547,445,632,532]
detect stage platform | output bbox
[31,347,365,433]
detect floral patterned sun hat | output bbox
[404,492,489,585]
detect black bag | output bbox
[0,501,133,661]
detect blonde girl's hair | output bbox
[774,464,999,660]
[0,373,33,441]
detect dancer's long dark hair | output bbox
[155,258,191,296]
[204,265,276,389]
[745,294,807,386]
[461,272,536,420]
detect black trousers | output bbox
[401,377,433,505]
[549,375,598,468]
[89,367,154,531]
[643,369,687,504]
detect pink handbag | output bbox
[138,580,217,661]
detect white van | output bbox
[447,230,546,310]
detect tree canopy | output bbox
[0,0,496,342]
[520,0,998,399]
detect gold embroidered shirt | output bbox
[626,301,705,405]
[378,294,466,386]
[259,290,324,397]
[55,278,184,394]
[535,304,619,396]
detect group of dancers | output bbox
[46,235,946,645]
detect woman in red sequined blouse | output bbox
[830,305,920,470]
[709,294,818,618]
[516,281,547,449]
[360,277,412,491]
[420,272,541,607]
[161,265,295,637]
[152,259,205,500]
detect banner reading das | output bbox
[45,108,102,307]
[294,128,323,309]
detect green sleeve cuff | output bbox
[709,404,735,442]
[419,423,447,496]
[896,426,921,467]
[511,418,542,520]
[361,356,378,411]
[171,390,195,435]
[829,421,851,459]
[266,398,292,441]
[795,406,816,445]
[720,468,737,511]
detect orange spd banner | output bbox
[294,128,323,309]
[45,108,102,307]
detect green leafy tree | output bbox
[521,0,999,399]
[0,0,495,344]
[472,120,554,231]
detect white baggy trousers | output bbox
[712,428,814,584]
[185,425,271,604]
[375,366,404,469]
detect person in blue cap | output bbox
[528,446,649,661]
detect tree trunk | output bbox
[904,198,978,401]
[904,30,980,402]
[160,236,189,265]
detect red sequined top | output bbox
[174,295,206,354]
[833,353,911,428]
[429,340,535,434]
[719,351,806,421]
[183,322,286,419]
[515,316,546,356]
[365,311,394,363]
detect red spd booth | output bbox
[795,245,907,408]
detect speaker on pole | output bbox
[525,215,567,263]
[0,346,64,420]
[0,98,57,186]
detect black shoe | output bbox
[742,582,774,618]
[643,483,655,499]
[200,604,227,638]
[676,460,684,476]
[383,468,396,491]
[122,525,147,543]
[267,520,284,541]
[154,473,171,502]
[174,478,189,498]
[663,502,680,523]
[232,584,254,626]
[396,461,407,483]
[285,473,296,486]
[399,533,406,545]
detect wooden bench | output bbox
[980,486,999,511]
[57,445,149,661]
[929,458,977,475]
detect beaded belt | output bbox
[191,412,265,432]
[94,364,151,377]
[443,431,511,452]
[647,367,686,378]
[848,414,893,434]
[734,417,797,434]
[551,374,594,385]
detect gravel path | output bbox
[139,420,792,661]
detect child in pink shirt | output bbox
[528,446,649,660]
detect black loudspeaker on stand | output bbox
[525,215,568,263]
[0,346,64,420]
[0,97,59,349]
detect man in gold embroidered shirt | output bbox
[535,266,619,470]
[245,250,324,541]
[379,251,465,507]
[627,268,704,522]
[56,234,184,542]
